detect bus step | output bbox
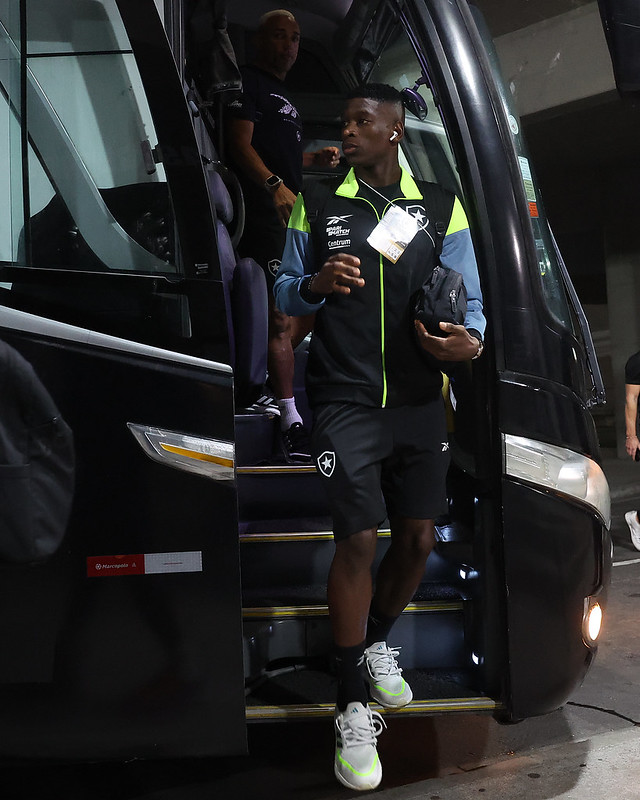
[242,600,469,677]
[240,547,477,606]
[242,579,467,608]
[245,667,496,720]
[239,521,476,583]
[237,465,329,521]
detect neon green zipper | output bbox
[333,168,426,409]
[348,196,389,407]
[351,195,409,409]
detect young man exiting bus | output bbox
[274,84,486,790]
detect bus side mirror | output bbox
[598,0,640,94]
[401,84,428,120]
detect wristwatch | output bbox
[471,338,484,360]
[264,174,283,192]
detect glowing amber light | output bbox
[584,602,603,644]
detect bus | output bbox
[0,0,613,760]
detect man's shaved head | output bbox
[345,83,405,119]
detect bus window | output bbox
[0,2,22,271]
[368,32,461,196]
[470,7,574,331]
[1,1,178,275]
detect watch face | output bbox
[266,175,281,188]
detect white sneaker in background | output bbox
[624,510,640,551]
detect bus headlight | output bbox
[503,434,611,529]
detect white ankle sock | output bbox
[277,397,303,431]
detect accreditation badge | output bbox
[367,204,419,263]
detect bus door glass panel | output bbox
[1,0,178,277]
[0,2,22,273]
[470,7,573,331]
[368,30,461,196]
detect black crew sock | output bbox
[334,642,368,711]
[365,604,399,647]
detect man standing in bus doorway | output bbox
[624,350,640,550]
[226,9,339,463]
[274,84,485,790]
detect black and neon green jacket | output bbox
[273,168,485,409]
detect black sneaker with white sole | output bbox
[246,391,280,416]
[281,422,312,464]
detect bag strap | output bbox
[301,176,341,224]
[414,180,456,260]
[434,221,447,258]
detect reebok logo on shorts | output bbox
[317,450,336,478]
[441,442,449,452]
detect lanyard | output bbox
[358,179,436,249]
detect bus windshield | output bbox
[469,6,573,330]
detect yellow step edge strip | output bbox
[243,600,464,619]
[240,529,391,543]
[237,464,317,475]
[246,697,502,720]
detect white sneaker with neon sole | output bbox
[364,641,413,708]
[625,510,640,551]
[334,702,385,791]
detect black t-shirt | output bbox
[227,64,303,197]
[625,351,640,385]
[357,180,402,217]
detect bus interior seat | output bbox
[206,168,277,468]
[206,168,268,408]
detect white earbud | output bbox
[389,131,399,141]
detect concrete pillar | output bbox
[495,2,615,117]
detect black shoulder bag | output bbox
[414,221,467,336]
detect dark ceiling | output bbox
[475,0,595,37]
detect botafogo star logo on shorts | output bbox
[317,450,336,478]
[268,259,281,277]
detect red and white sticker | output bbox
[87,551,202,577]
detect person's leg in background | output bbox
[268,300,315,462]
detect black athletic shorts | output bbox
[311,398,450,540]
